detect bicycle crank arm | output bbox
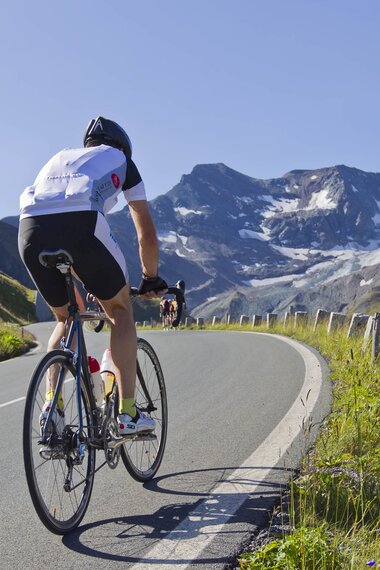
[107,432,157,449]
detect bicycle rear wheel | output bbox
[23,350,96,534]
[120,338,168,482]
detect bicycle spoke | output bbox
[23,351,96,534]
[120,338,167,481]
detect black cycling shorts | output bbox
[18,211,128,307]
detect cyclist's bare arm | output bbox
[129,200,159,280]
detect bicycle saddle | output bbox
[38,249,74,269]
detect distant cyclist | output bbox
[160,297,171,329]
[170,298,177,326]
[18,116,167,435]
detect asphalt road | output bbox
[0,325,330,569]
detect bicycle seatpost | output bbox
[63,270,79,317]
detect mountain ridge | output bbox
[2,162,380,320]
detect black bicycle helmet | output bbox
[83,116,132,159]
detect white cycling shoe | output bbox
[117,409,155,435]
[39,402,65,437]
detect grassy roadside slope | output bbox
[0,272,37,360]
[0,272,36,324]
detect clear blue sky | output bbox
[1,0,379,218]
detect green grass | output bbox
[0,272,36,324]
[0,272,37,360]
[188,319,380,568]
[0,322,36,361]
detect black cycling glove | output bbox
[138,275,168,295]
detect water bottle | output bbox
[88,356,105,408]
[100,348,116,396]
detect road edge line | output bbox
[129,332,327,569]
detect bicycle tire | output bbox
[120,338,168,482]
[23,350,96,534]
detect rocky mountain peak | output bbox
[2,162,380,320]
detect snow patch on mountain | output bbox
[239,229,270,241]
[244,274,299,287]
[360,278,373,286]
[305,188,337,211]
[262,196,300,217]
[174,207,204,216]
[236,196,254,205]
[159,231,177,244]
[158,231,192,250]
[271,245,310,260]
[239,242,380,294]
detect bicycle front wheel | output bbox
[120,338,168,481]
[23,350,96,534]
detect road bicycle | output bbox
[22,248,184,535]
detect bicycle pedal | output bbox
[135,432,157,441]
[120,431,157,441]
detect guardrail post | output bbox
[226,314,232,326]
[212,316,221,326]
[371,313,380,365]
[240,315,249,326]
[266,313,278,328]
[185,317,194,327]
[363,315,374,349]
[143,320,149,327]
[197,317,204,328]
[327,312,346,334]
[252,315,262,327]
[313,309,330,331]
[294,311,308,328]
[347,313,369,338]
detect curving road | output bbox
[0,325,330,569]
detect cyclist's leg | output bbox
[98,285,137,401]
[47,285,85,351]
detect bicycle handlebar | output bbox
[87,284,186,331]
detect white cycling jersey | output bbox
[20,144,147,219]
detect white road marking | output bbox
[0,396,25,408]
[129,332,325,569]
[0,378,74,409]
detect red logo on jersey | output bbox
[111,173,120,188]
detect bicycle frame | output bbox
[40,265,95,441]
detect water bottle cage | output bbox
[102,370,116,398]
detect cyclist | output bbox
[170,297,177,326]
[160,297,171,329]
[18,116,167,435]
